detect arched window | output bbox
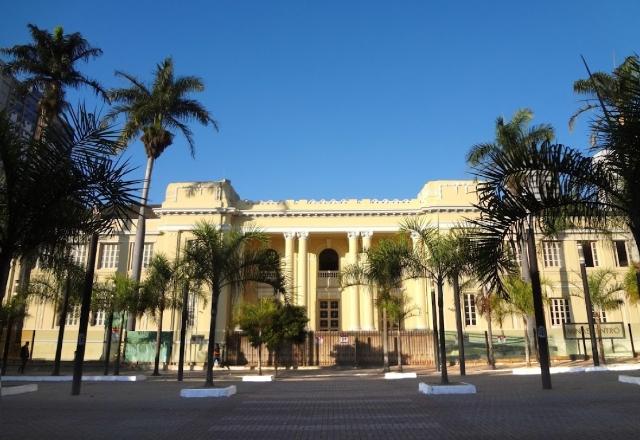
[318,248,339,271]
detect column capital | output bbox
[283,232,296,240]
[297,231,309,239]
[347,231,360,239]
[360,230,373,239]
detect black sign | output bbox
[562,322,626,340]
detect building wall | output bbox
[4,179,639,362]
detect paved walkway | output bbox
[1,369,639,439]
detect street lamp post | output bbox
[576,243,599,366]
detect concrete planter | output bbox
[1,384,38,396]
[180,385,237,398]
[618,375,640,386]
[384,372,417,380]
[0,375,146,382]
[242,375,273,382]
[419,382,476,395]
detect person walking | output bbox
[18,341,30,374]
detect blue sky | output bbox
[2,1,638,203]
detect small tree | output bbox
[380,293,416,372]
[142,254,183,376]
[235,297,278,375]
[26,249,84,375]
[0,293,29,375]
[584,269,625,364]
[264,303,308,377]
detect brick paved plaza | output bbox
[1,369,639,439]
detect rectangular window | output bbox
[70,244,87,267]
[318,300,339,331]
[614,241,629,267]
[542,241,562,267]
[142,243,154,268]
[593,309,607,323]
[100,244,119,269]
[93,309,105,326]
[550,298,571,326]
[579,241,599,267]
[464,294,477,326]
[66,304,80,326]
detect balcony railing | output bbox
[317,270,340,288]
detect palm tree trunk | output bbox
[258,336,263,376]
[103,311,114,375]
[437,279,449,384]
[382,307,389,372]
[153,307,164,376]
[129,156,155,328]
[595,316,606,365]
[53,276,72,375]
[397,324,403,372]
[519,231,537,360]
[114,312,126,376]
[486,313,496,369]
[452,276,466,376]
[1,317,14,375]
[523,317,531,366]
[205,285,219,387]
[0,251,13,304]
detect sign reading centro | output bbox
[562,322,626,340]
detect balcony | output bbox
[317,270,340,288]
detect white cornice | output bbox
[153,207,237,216]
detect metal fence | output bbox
[225,330,436,367]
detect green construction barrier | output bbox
[124,331,173,363]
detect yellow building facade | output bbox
[5,179,640,365]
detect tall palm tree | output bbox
[1,24,107,138]
[584,269,625,365]
[467,108,555,168]
[467,109,554,357]
[183,221,285,387]
[107,58,218,295]
[340,236,414,372]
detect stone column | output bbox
[284,232,296,300]
[348,231,360,330]
[411,232,428,329]
[297,232,309,307]
[360,231,374,330]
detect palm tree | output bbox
[583,269,625,365]
[467,109,554,357]
[475,288,503,368]
[340,236,414,372]
[0,292,30,375]
[1,24,107,138]
[142,254,185,376]
[183,221,285,387]
[466,108,555,168]
[444,229,475,376]
[402,219,464,385]
[26,247,84,375]
[235,297,278,375]
[381,293,416,372]
[502,275,553,366]
[107,58,218,295]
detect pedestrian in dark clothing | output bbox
[18,341,30,374]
